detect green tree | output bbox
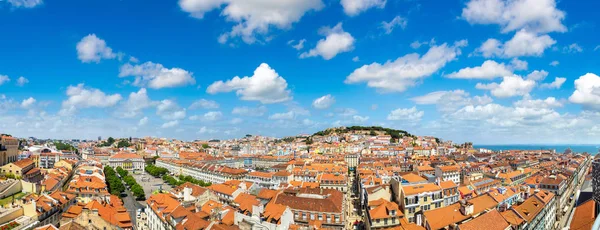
[202,143,209,149]
[117,140,131,148]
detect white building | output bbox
[108,153,145,172]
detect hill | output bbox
[312,126,415,141]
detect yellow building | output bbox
[398,183,443,224]
[0,136,19,166]
[1,158,34,178]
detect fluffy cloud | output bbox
[337,108,358,117]
[411,90,492,113]
[510,58,528,70]
[300,23,355,60]
[312,94,335,109]
[476,75,536,97]
[514,96,562,108]
[345,40,467,92]
[189,99,219,109]
[340,0,386,16]
[198,126,217,134]
[156,100,186,120]
[161,120,179,129]
[196,111,223,121]
[76,34,117,63]
[119,62,196,89]
[20,97,36,109]
[0,75,9,86]
[115,88,156,118]
[447,60,512,80]
[138,117,149,126]
[6,0,43,8]
[525,70,548,81]
[387,107,424,121]
[60,84,122,115]
[232,106,267,116]
[16,77,29,87]
[269,111,296,120]
[381,16,407,34]
[352,115,369,123]
[569,73,600,109]
[540,77,566,89]
[563,43,583,53]
[179,0,324,44]
[549,61,559,66]
[207,63,292,104]
[288,39,306,50]
[462,0,566,33]
[476,30,556,58]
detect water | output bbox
[474,145,600,154]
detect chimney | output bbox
[460,201,474,216]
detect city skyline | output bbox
[2,0,600,144]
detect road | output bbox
[558,158,592,229]
[119,176,146,228]
[132,172,173,201]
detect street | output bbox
[558,159,592,229]
[132,172,173,201]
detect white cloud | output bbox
[410,39,435,49]
[352,56,360,62]
[129,56,139,63]
[156,99,186,120]
[138,117,149,126]
[202,111,223,121]
[549,60,559,66]
[569,73,600,109]
[230,118,243,124]
[16,76,29,86]
[462,0,566,33]
[476,75,536,98]
[352,115,369,123]
[288,39,306,50]
[510,58,528,70]
[21,97,36,109]
[207,63,292,104]
[312,94,335,109]
[119,61,196,89]
[345,40,467,92]
[387,107,424,121]
[595,45,600,51]
[0,75,9,86]
[446,60,512,80]
[514,96,563,108]
[381,16,407,34]
[189,99,219,109]
[269,111,296,120]
[60,84,122,115]
[563,43,583,53]
[198,126,217,134]
[161,120,179,129]
[179,0,324,44]
[6,0,43,8]
[116,88,156,118]
[76,34,117,63]
[525,70,548,81]
[340,0,386,16]
[411,90,493,113]
[300,23,355,60]
[232,106,267,117]
[540,77,566,89]
[337,108,358,117]
[476,29,556,58]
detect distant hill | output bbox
[312,126,415,141]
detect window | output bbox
[424,196,428,202]
[376,219,380,223]
[409,217,414,223]
[311,214,315,220]
[302,213,306,219]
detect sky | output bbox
[1,0,600,145]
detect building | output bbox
[108,153,145,173]
[0,135,19,165]
[157,158,248,184]
[435,165,461,184]
[422,194,499,230]
[440,180,460,206]
[273,188,345,229]
[398,183,443,224]
[591,157,600,203]
[366,198,402,229]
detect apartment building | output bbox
[273,188,345,229]
[108,153,145,173]
[440,180,460,206]
[399,183,443,224]
[0,135,19,165]
[157,158,248,184]
[367,198,401,229]
[435,165,460,184]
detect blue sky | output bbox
[1,0,600,144]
